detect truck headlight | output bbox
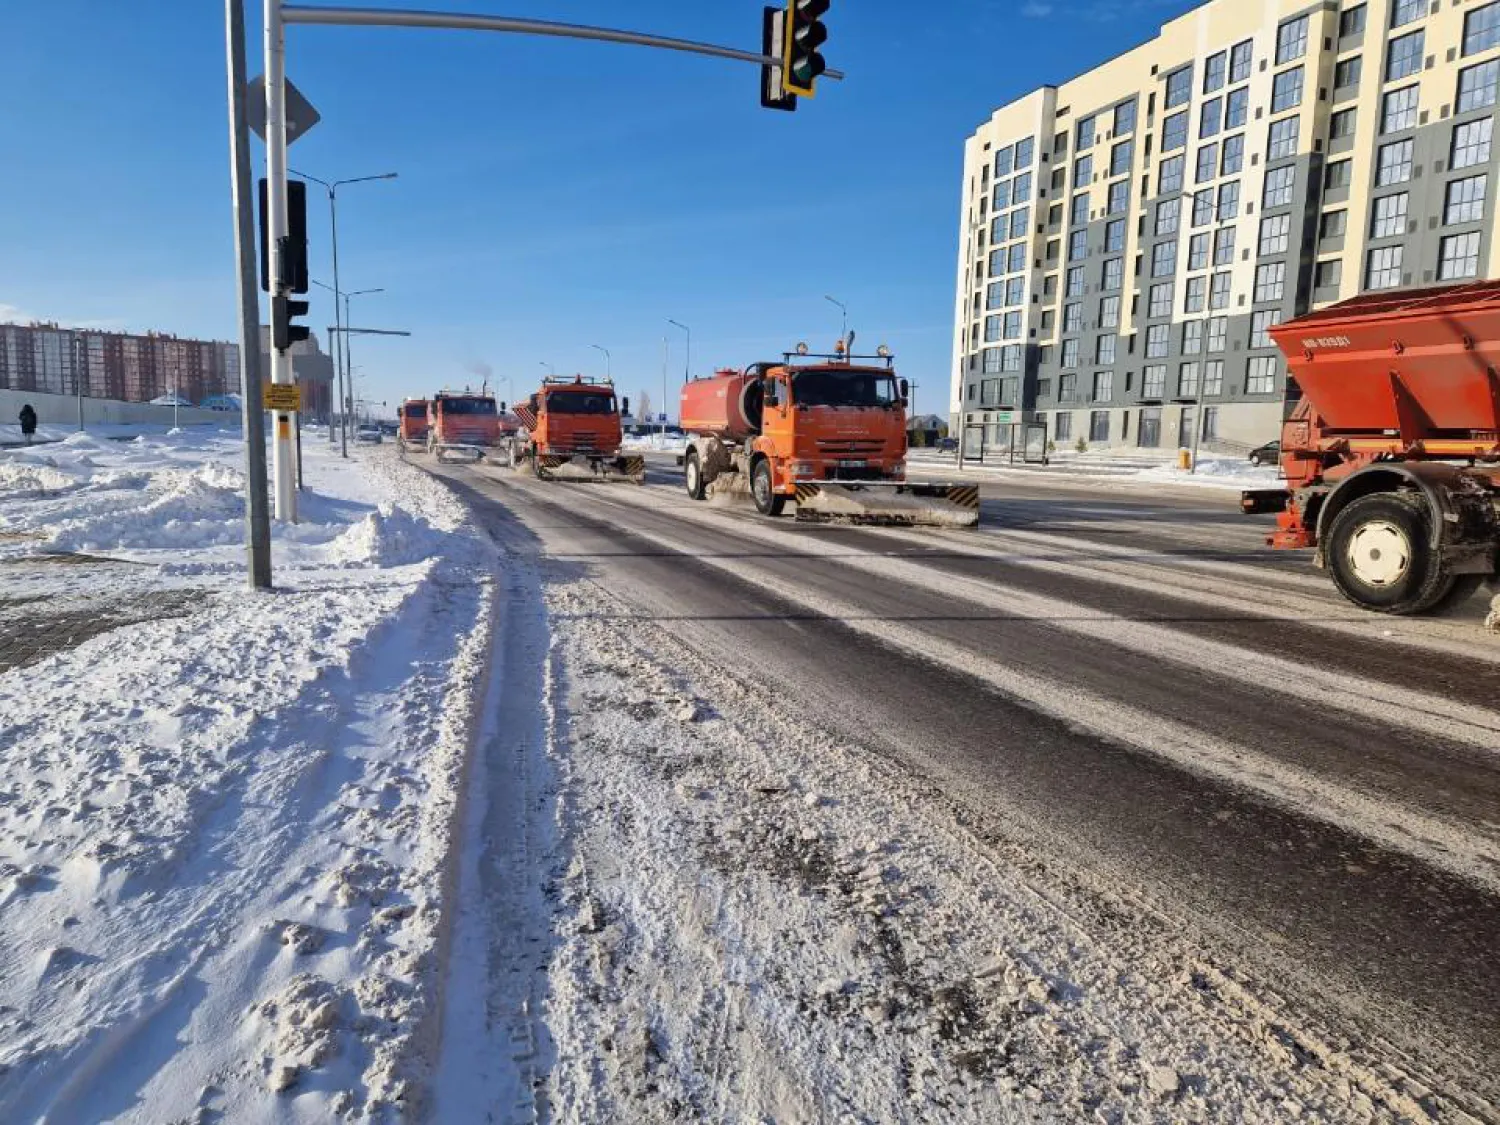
[791,461,815,476]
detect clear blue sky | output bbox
[0,0,1191,420]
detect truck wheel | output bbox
[684,450,706,501]
[751,458,785,517]
[1326,492,1454,615]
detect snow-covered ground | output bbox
[0,422,222,447]
[909,446,1281,492]
[620,431,687,454]
[0,431,496,1121]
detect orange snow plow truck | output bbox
[1242,280,1500,617]
[679,347,978,528]
[397,398,429,452]
[427,390,502,463]
[506,376,644,483]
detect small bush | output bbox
[1074,437,1088,454]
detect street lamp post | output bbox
[343,287,383,455]
[824,294,847,348]
[660,336,668,438]
[539,361,555,379]
[667,319,690,386]
[589,343,611,382]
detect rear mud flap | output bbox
[793,482,980,528]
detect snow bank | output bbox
[621,431,687,453]
[0,432,496,1122]
[909,446,1280,493]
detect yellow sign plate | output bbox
[264,384,302,412]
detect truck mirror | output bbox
[899,378,910,400]
[498,401,507,413]
[622,396,630,416]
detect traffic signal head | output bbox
[783,0,830,98]
[272,293,311,352]
[760,6,796,111]
[258,178,309,294]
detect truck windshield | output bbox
[442,398,496,415]
[402,403,426,418]
[546,392,616,415]
[792,369,899,408]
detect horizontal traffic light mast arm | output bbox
[280,5,844,79]
[325,326,414,336]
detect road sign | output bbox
[245,76,321,146]
[264,383,302,412]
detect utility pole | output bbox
[225,0,271,587]
[73,334,85,432]
[660,336,668,437]
[264,0,297,523]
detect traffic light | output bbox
[782,0,830,98]
[258,178,309,294]
[272,292,310,351]
[760,6,795,112]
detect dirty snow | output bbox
[0,431,496,1122]
[908,447,1281,493]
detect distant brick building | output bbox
[0,322,240,405]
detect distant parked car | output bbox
[1249,440,1280,466]
[378,420,398,437]
[935,436,959,454]
[355,424,383,445]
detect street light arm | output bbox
[289,167,332,190]
[333,172,400,189]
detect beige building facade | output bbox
[951,0,1500,452]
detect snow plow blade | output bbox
[793,482,980,528]
[433,443,487,464]
[535,454,645,484]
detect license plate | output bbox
[838,459,867,468]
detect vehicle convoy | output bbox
[427,390,501,463]
[507,376,644,483]
[398,397,430,452]
[678,346,979,527]
[1242,281,1500,616]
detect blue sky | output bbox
[0,0,1191,419]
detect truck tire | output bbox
[751,458,785,517]
[684,450,706,501]
[1326,492,1455,614]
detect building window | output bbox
[1341,4,1367,38]
[1008,243,1028,272]
[1015,136,1035,167]
[1255,261,1287,303]
[1335,56,1363,89]
[983,348,1003,375]
[1458,59,1500,112]
[1151,240,1177,277]
[1043,273,1059,297]
[1166,66,1193,108]
[1277,15,1309,63]
[1326,159,1353,190]
[1367,244,1405,288]
[1264,165,1296,208]
[1159,154,1186,194]
[1230,39,1254,83]
[1217,182,1240,222]
[1439,231,1482,280]
[1003,311,1023,339]
[1110,140,1134,177]
[1146,324,1170,358]
[1188,232,1210,270]
[1259,213,1291,255]
[1149,283,1174,318]
[1092,371,1114,402]
[1103,219,1125,252]
[1066,265,1085,296]
[1010,208,1029,239]
[1096,337,1117,365]
[1210,271,1232,309]
[1208,317,1228,352]
[1200,98,1223,139]
[1076,115,1097,148]
[1202,405,1220,440]
[1371,192,1409,238]
[1014,171,1034,203]
[1143,365,1167,398]
[1271,67,1305,113]
[1251,308,1284,347]
[1060,373,1077,401]
[1074,154,1093,186]
[1205,52,1227,93]
[981,378,1001,403]
[1321,210,1348,239]
[1183,320,1205,354]
[1005,277,1025,305]
[1090,410,1111,442]
[1445,174,1488,224]
[1213,226,1236,265]
[1062,338,1081,368]
[1055,411,1073,439]
[994,146,1014,176]
[1452,117,1494,170]
[1001,346,1023,373]
[1386,30,1424,82]
[1376,139,1413,186]
[1315,259,1343,289]
[993,181,1012,210]
[1466,1,1500,56]
[1071,192,1089,225]
[1331,107,1358,144]
[986,281,1005,310]
[984,315,1002,343]
[1106,180,1130,214]
[1155,197,1182,235]
[1099,294,1121,328]
[1196,143,1218,183]
[1225,87,1249,129]
[988,248,1005,274]
[1185,275,1207,313]
[1163,110,1189,152]
[1115,99,1137,135]
[1382,86,1419,133]
[1069,228,1089,261]
[1205,360,1225,396]
[1179,362,1200,397]
[1221,133,1245,175]
[1268,117,1300,159]
[1391,0,1425,27]
[1064,302,1082,331]
[1247,356,1279,395]
[1193,190,1216,227]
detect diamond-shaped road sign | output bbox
[245,76,321,146]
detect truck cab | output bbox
[398,398,430,449]
[531,378,624,459]
[428,392,500,462]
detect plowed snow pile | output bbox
[0,430,496,1122]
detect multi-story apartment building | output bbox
[951,0,1500,452]
[0,322,241,405]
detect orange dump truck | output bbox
[427,390,501,463]
[507,376,644,483]
[1242,281,1500,616]
[398,398,429,451]
[679,348,978,527]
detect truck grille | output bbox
[815,439,887,454]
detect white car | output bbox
[355,425,383,445]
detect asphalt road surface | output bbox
[430,451,1500,1119]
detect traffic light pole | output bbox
[265,0,298,523]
